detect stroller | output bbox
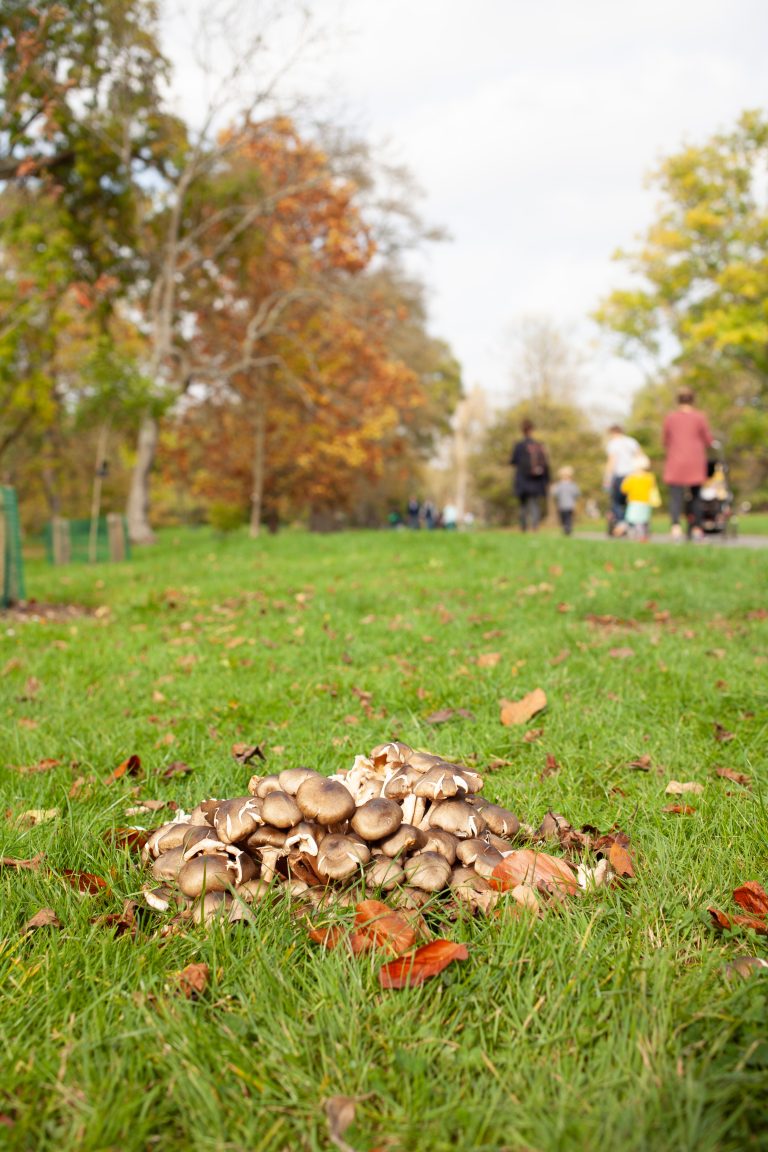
[686,449,737,539]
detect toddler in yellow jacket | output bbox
[620,454,658,539]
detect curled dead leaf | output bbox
[173,962,210,999]
[22,908,62,933]
[665,780,704,795]
[61,869,109,895]
[733,882,768,917]
[231,742,266,765]
[324,1095,358,1152]
[499,688,547,727]
[489,849,578,894]
[353,901,417,955]
[662,804,696,815]
[378,940,469,989]
[715,767,751,788]
[105,754,142,785]
[16,808,59,826]
[0,854,44,871]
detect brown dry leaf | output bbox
[608,647,635,660]
[307,923,346,949]
[477,652,501,668]
[665,780,704,795]
[61,869,109,895]
[549,648,570,666]
[105,827,149,851]
[540,753,559,779]
[231,742,266,765]
[0,853,45,871]
[324,1095,358,1152]
[105,754,142,785]
[608,842,635,878]
[723,957,768,979]
[733,882,768,917]
[174,962,210,999]
[499,688,547,727]
[155,732,176,747]
[489,849,578,894]
[425,707,476,724]
[353,901,417,955]
[523,728,544,743]
[662,804,696,815]
[708,908,768,935]
[13,758,61,775]
[22,908,62,933]
[714,723,736,743]
[628,754,652,771]
[91,900,138,938]
[715,767,751,788]
[378,940,469,989]
[16,807,59,826]
[161,760,192,779]
[17,717,38,730]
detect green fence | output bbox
[1,486,25,607]
[45,514,130,565]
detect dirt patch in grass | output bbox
[1,599,101,622]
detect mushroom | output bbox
[418,829,458,864]
[247,773,282,798]
[245,824,288,850]
[413,765,459,801]
[429,799,487,839]
[189,798,221,825]
[382,765,421,800]
[177,846,256,898]
[449,764,484,794]
[400,793,427,828]
[151,845,187,883]
[365,855,406,892]
[469,800,519,838]
[235,878,273,903]
[261,791,302,829]
[193,891,232,925]
[370,741,413,767]
[284,821,323,856]
[379,823,425,859]
[295,776,356,826]
[143,884,174,912]
[145,820,192,860]
[278,766,323,795]
[455,837,490,866]
[406,751,443,773]
[214,797,263,844]
[404,851,452,892]
[473,847,504,879]
[315,833,371,881]
[351,798,403,841]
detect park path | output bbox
[576,531,768,549]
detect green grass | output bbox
[1,527,767,1152]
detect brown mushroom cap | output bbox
[404,851,452,892]
[473,847,505,879]
[279,766,323,796]
[261,791,302,829]
[382,765,421,800]
[245,824,288,850]
[470,800,519,839]
[284,821,323,856]
[413,765,459,801]
[296,776,356,825]
[406,751,443,773]
[234,878,273,903]
[247,773,282,798]
[351,798,403,841]
[146,821,193,858]
[419,829,459,864]
[379,823,425,859]
[177,848,256,897]
[193,890,232,925]
[429,799,487,839]
[214,797,263,844]
[365,855,406,892]
[370,741,413,767]
[316,833,371,881]
[151,845,187,882]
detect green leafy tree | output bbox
[595,110,768,498]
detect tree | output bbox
[595,110,768,496]
[505,315,586,405]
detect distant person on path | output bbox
[551,466,580,536]
[442,502,458,530]
[407,496,421,529]
[510,419,550,532]
[620,453,658,540]
[603,424,641,534]
[423,500,437,530]
[663,386,714,540]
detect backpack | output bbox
[526,440,547,477]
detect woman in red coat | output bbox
[662,386,713,540]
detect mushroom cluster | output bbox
[141,742,545,925]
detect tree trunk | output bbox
[127,413,158,543]
[249,378,266,538]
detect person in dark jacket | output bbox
[510,419,550,531]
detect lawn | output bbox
[1,527,767,1152]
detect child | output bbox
[551,466,580,536]
[620,454,658,540]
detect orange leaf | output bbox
[733,882,768,917]
[608,842,635,877]
[489,849,578,894]
[707,907,732,930]
[732,914,768,935]
[378,940,469,988]
[499,688,547,726]
[307,924,345,949]
[354,900,417,955]
[105,754,141,784]
[662,804,696,815]
[174,962,210,999]
[61,869,109,894]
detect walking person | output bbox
[620,453,659,541]
[603,425,641,536]
[510,419,550,531]
[662,386,714,540]
[551,466,580,536]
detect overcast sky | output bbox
[161,0,768,418]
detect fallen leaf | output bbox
[22,908,62,933]
[477,652,501,668]
[378,940,469,988]
[608,647,635,660]
[105,754,142,784]
[16,807,59,826]
[231,742,266,765]
[91,900,138,937]
[0,854,45,871]
[161,760,192,779]
[715,767,751,788]
[733,882,768,917]
[105,827,149,851]
[489,850,578,894]
[13,758,61,775]
[665,780,704,795]
[608,842,635,878]
[173,962,210,999]
[708,908,768,935]
[499,688,547,727]
[61,869,109,895]
[662,804,696,815]
[425,707,475,724]
[628,754,652,771]
[540,753,559,779]
[549,649,570,666]
[307,923,345,949]
[325,1095,358,1152]
[714,723,736,743]
[353,901,417,955]
[723,957,768,979]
